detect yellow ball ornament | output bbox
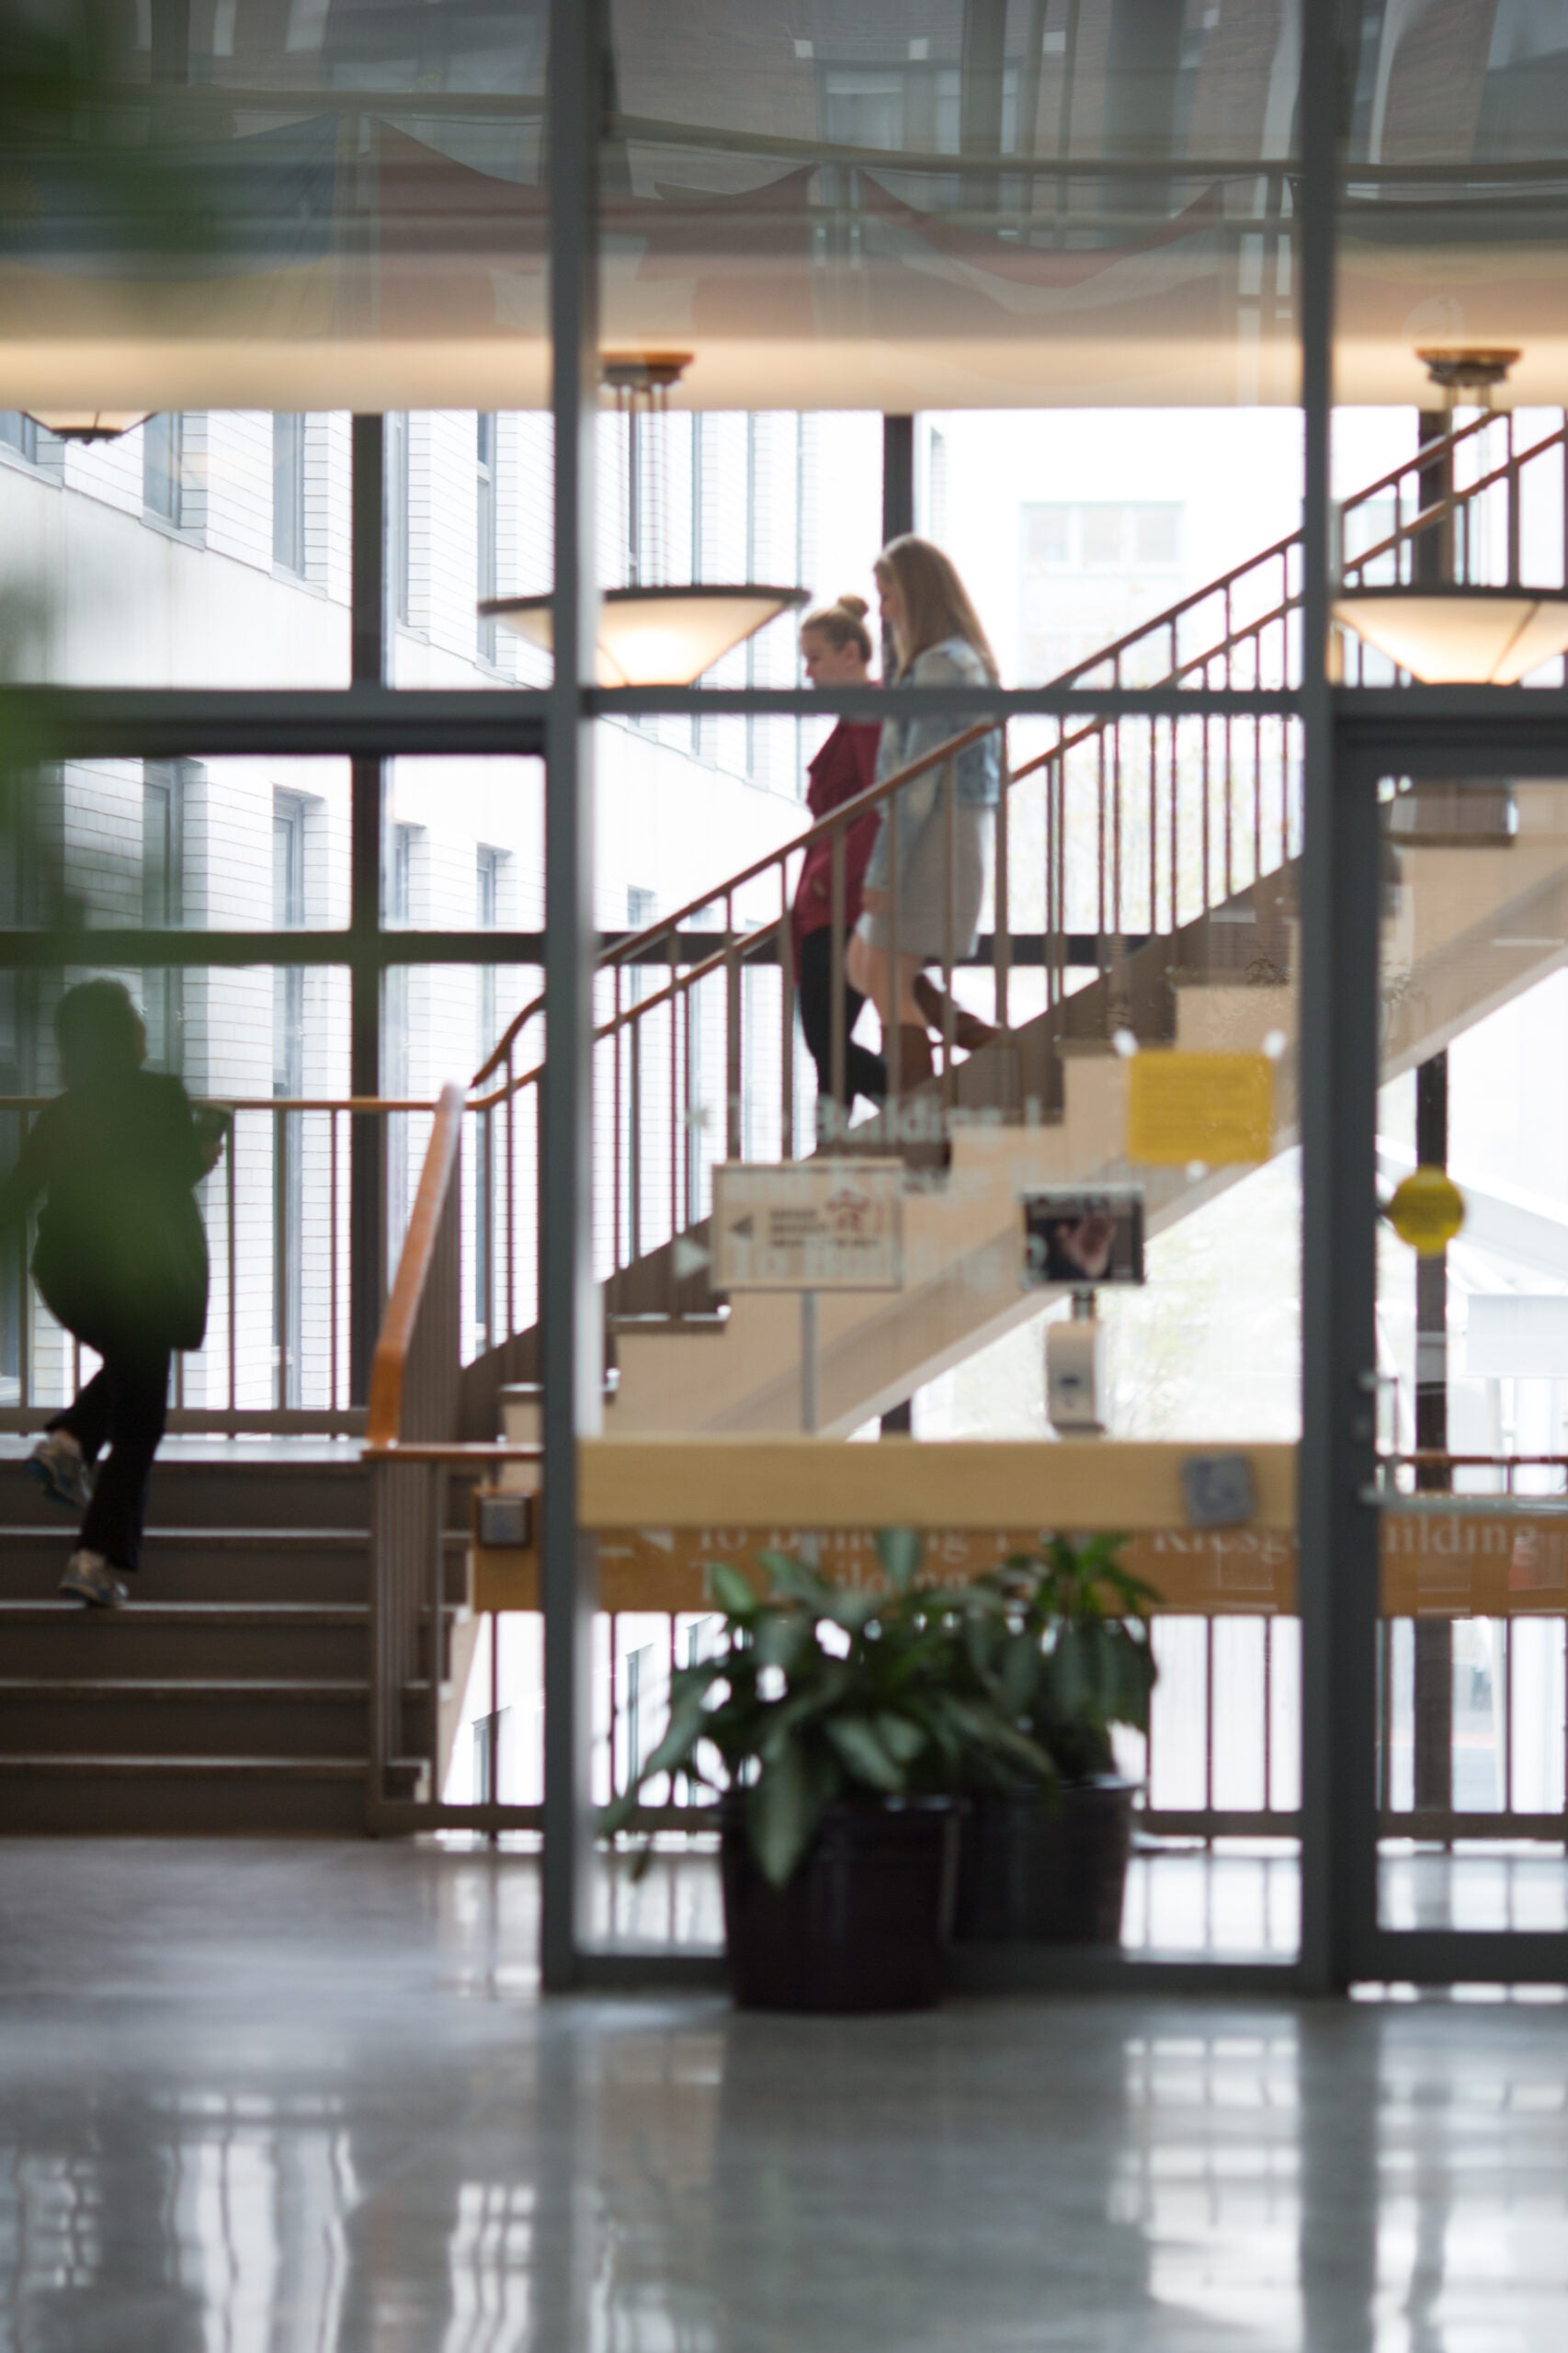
[1387,1165,1465,1256]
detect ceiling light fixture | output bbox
[24,411,154,443]
[481,353,807,687]
[1333,347,1568,685]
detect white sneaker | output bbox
[59,1551,128,1609]
[28,1431,95,1513]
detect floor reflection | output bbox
[4,1840,1568,2350]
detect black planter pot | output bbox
[952,1779,1135,1945]
[721,1798,960,2013]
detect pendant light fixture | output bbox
[25,412,154,443]
[481,353,807,687]
[1334,348,1568,685]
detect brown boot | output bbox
[913,970,998,1052]
[887,1023,935,1091]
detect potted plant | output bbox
[600,1534,1055,2012]
[951,1533,1157,1946]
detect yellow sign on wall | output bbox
[1126,1050,1274,1166]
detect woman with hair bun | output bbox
[847,536,1003,1089]
[791,594,886,1123]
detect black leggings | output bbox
[49,1333,171,1574]
[797,927,886,1110]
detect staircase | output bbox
[8,410,1562,1830]
[0,1448,435,1833]
[570,802,1565,1438]
[466,410,1568,1448]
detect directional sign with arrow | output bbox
[712,1161,904,1291]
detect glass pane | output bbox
[0,410,561,689]
[3,22,549,418]
[1376,773,1568,1932]
[576,691,1302,1963]
[0,965,351,1425]
[4,758,348,931]
[606,2,1300,415]
[380,755,544,928]
[1338,7,1568,424]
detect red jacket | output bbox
[791,720,881,950]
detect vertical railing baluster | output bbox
[612,963,623,1270]
[941,759,957,1108]
[1263,1615,1274,1817]
[1378,1620,1392,1822]
[829,827,846,1132]
[668,932,680,1269]
[778,873,796,1162]
[629,1016,642,1266]
[328,1108,340,1410]
[886,780,902,1115]
[994,731,1011,1039]
[725,931,743,1165]
[1146,714,1157,938]
[506,1047,516,1342]
[1203,1616,1215,1838]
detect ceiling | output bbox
[2,0,1565,412]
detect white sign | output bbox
[713,1161,904,1291]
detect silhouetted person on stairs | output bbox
[0,980,224,1607]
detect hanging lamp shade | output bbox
[25,411,153,443]
[1333,586,1568,686]
[483,584,809,688]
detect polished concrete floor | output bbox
[4,1841,1568,2351]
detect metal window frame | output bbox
[6,0,1568,1992]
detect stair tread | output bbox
[0,1753,386,1779]
[0,1599,368,1623]
[0,1526,366,1546]
[0,1677,373,1699]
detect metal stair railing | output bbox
[463,415,1554,1360]
[0,1090,439,1437]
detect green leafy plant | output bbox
[601,1532,1057,1889]
[963,1534,1158,1785]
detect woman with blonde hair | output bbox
[791,594,886,1121]
[846,535,1004,1088]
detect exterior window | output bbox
[0,415,38,464]
[384,824,418,1268]
[272,798,307,1088]
[273,415,306,574]
[626,885,655,1006]
[474,845,506,1328]
[143,414,186,526]
[1020,500,1184,682]
[142,762,187,1074]
[476,842,505,1061]
[387,411,411,627]
[927,426,948,546]
[477,414,498,659]
[273,796,307,1407]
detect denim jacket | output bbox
[863,637,1002,894]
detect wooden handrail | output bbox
[468,717,994,1092]
[365,1081,465,1449]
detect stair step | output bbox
[0,1751,371,1778]
[0,1527,369,1604]
[0,1751,419,1836]
[0,1676,379,1759]
[0,1599,370,1681]
[0,1455,370,1534]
